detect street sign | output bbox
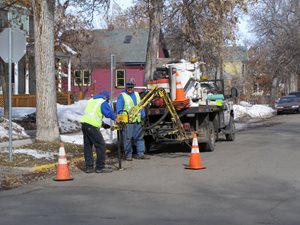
[0,28,26,63]
[0,28,26,161]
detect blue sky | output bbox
[237,15,256,45]
[113,0,133,9]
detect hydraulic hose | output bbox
[143,108,169,130]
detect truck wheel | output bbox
[144,136,154,153]
[213,116,220,141]
[205,122,216,152]
[225,116,235,141]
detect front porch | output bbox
[0,92,74,107]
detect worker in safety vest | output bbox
[80,90,116,173]
[116,79,150,161]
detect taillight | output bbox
[183,122,191,130]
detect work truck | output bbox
[116,59,238,152]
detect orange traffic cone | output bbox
[173,71,190,109]
[185,133,206,170]
[54,143,73,181]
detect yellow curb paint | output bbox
[32,156,85,172]
[32,149,111,172]
[32,163,56,171]
[69,156,85,164]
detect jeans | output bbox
[81,123,106,170]
[122,123,145,158]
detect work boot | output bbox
[134,155,150,160]
[85,167,94,173]
[95,167,113,173]
[125,156,133,161]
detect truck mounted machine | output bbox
[115,59,238,152]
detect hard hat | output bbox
[126,78,136,88]
[190,57,197,63]
[100,90,110,99]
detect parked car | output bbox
[276,95,300,115]
[288,91,300,106]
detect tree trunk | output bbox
[0,59,9,118]
[33,0,60,142]
[144,0,163,84]
[270,74,279,108]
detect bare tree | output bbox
[105,2,149,29]
[32,0,60,142]
[249,0,300,106]
[32,0,110,142]
[106,0,252,83]
[0,0,110,141]
[163,0,250,77]
[144,0,163,83]
[106,0,162,83]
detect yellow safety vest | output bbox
[80,98,105,128]
[121,92,141,123]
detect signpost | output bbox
[110,54,115,141]
[0,28,26,161]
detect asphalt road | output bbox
[0,113,299,225]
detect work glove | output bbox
[102,123,111,129]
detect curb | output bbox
[31,150,111,172]
[32,156,85,172]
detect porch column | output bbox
[58,61,62,93]
[14,63,18,95]
[68,58,71,92]
[25,55,29,94]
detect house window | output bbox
[73,70,91,86]
[115,70,125,88]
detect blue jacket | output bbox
[116,90,145,118]
[93,93,116,120]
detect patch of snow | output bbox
[0,148,55,159]
[239,101,252,107]
[0,119,30,141]
[247,105,275,118]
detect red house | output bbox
[70,28,169,100]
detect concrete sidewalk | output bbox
[0,138,35,149]
[0,129,36,149]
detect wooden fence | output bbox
[0,92,73,107]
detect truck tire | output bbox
[212,116,220,141]
[225,116,235,141]
[204,122,216,152]
[144,135,154,153]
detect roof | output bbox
[81,28,150,66]
[55,43,77,60]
